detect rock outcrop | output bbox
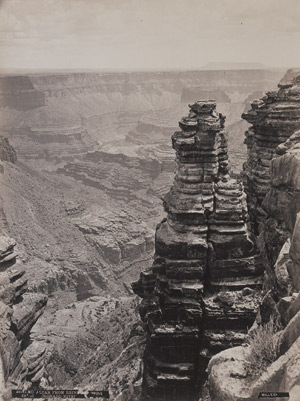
[242,68,300,231]
[0,136,17,164]
[0,236,47,391]
[133,100,263,400]
[73,207,154,265]
[208,69,300,401]
[260,128,300,294]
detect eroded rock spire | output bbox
[133,100,262,400]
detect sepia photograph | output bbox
[0,0,300,400]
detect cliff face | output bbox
[242,69,300,232]
[260,128,300,295]
[0,139,47,393]
[0,136,17,164]
[0,235,47,393]
[242,69,300,298]
[133,101,263,400]
[208,69,300,401]
[7,125,97,171]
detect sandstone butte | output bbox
[134,68,300,401]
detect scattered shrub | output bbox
[245,318,281,376]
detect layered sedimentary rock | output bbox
[133,101,262,400]
[242,68,300,231]
[0,136,17,164]
[73,207,154,265]
[260,128,300,290]
[0,70,283,173]
[208,117,300,401]
[0,236,47,390]
[6,124,98,170]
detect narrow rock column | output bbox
[133,100,262,401]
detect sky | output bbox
[0,0,300,71]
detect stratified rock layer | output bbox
[0,236,47,390]
[0,136,17,163]
[133,101,262,400]
[260,128,300,292]
[242,68,300,231]
[208,120,300,401]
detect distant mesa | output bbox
[200,62,268,70]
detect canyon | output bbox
[0,67,297,400]
[134,69,300,400]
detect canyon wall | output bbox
[0,69,283,173]
[0,237,47,388]
[0,140,47,396]
[133,101,263,400]
[208,69,300,401]
[242,70,300,231]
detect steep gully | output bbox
[133,69,300,401]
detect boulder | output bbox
[208,336,300,401]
